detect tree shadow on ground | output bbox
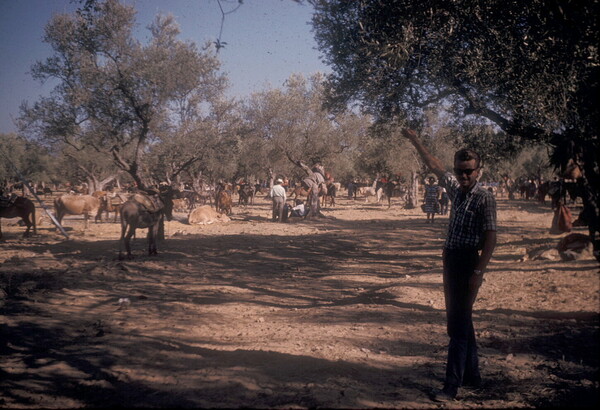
[0,307,438,408]
[2,199,598,408]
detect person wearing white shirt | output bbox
[270,179,287,222]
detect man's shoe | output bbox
[431,387,457,402]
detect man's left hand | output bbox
[468,273,484,306]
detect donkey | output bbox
[118,187,174,259]
[0,195,37,239]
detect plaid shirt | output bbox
[440,172,497,250]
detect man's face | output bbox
[454,159,480,191]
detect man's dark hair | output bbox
[454,149,482,168]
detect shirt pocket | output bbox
[458,206,479,234]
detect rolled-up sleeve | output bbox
[482,193,497,232]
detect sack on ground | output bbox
[550,204,572,234]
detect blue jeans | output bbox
[443,249,481,389]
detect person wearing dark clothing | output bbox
[402,129,497,402]
[289,199,308,218]
[347,181,356,199]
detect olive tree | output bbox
[240,73,370,185]
[0,133,57,193]
[311,0,599,247]
[19,0,227,190]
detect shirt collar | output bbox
[459,181,480,198]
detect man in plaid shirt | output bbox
[403,129,497,402]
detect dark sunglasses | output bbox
[454,167,478,176]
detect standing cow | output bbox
[54,195,100,229]
[217,190,232,215]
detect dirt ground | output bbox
[1,191,598,409]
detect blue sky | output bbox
[0,0,330,134]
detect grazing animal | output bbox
[291,186,309,200]
[238,184,255,206]
[377,181,398,208]
[255,184,269,195]
[54,194,100,229]
[9,183,25,196]
[188,205,231,225]
[322,182,338,207]
[172,198,189,212]
[175,189,203,209]
[318,183,328,198]
[216,190,233,215]
[358,179,379,203]
[118,187,174,259]
[96,194,123,223]
[198,190,213,206]
[91,190,107,198]
[0,195,37,239]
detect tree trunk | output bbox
[266,168,274,198]
[405,171,419,209]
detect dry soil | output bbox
[1,191,598,408]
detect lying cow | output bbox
[188,205,231,225]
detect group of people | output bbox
[269,166,326,223]
[269,178,309,222]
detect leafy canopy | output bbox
[19,0,226,189]
[311,0,598,141]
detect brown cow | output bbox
[217,191,232,215]
[91,190,108,198]
[291,186,309,200]
[54,194,100,229]
[322,182,338,207]
[0,195,37,239]
[188,205,231,225]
